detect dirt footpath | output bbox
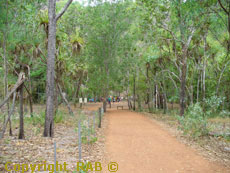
[104,109,229,173]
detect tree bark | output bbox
[133,73,136,111]
[0,72,26,109]
[57,84,74,116]
[103,100,107,112]
[3,0,9,125]
[44,0,56,137]
[202,35,207,110]
[75,74,83,100]
[28,67,33,117]
[24,85,33,117]
[160,81,168,114]
[146,62,152,112]
[177,0,195,116]
[197,69,200,103]
[44,0,73,137]
[0,92,16,139]
[155,84,158,109]
[126,71,132,110]
[137,94,142,111]
[19,84,24,139]
[54,84,59,115]
[180,49,187,116]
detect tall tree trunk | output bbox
[160,81,167,114]
[155,84,158,109]
[202,35,207,109]
[126,71,132,110]
[44,0,72,137]
[180,50,187,116]
[146,63,151,112]
[28,70,33,117]
[19,84,25,139]
[44,0,56,137]
[133,73,136,111]
[103,100,107,112]
[196,70,200,103]
[137,94,142,111]
[177,0,195,116]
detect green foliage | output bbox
[54,110,65,123]
[219,110,230,118]
[1,0,230,143]
[77,120,97,144]
[25,110,65,126]
[177,103,209,139]
[204,96,225,117]
[25,111,45,126]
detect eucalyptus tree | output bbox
[44,0,73,137]
[138,0,211,115]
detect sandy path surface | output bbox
[104,108,229,173]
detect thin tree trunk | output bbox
[126,71,132,110]
[24,85,33,117]
[133,73,136,111]
[155,84,158,109]
[75,74,83,100]
[180,51,187,116]
[103,100,107,112]
[190,85,193,104]
[0,72,26,109]
[202,36,207,109]
[57,84,74,116]
[137,94,142,111]
[28,68,33,117]
[150,84,154,112]
[8,117,12,136]
[146,63,151,112]
[161,81,168,114]
[177,0,195,116]
[216,59,230,95]
[94,92,97,103]
[3,0,9,125]
[0,92,16,139]
[197,70,200,103]
[19,84,25,139]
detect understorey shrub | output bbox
[204,95,225,117]
[177,103,209,139]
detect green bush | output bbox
[219,110,230,118]
[204,95,225,117]
[177,103,209,139]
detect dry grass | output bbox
[0,103,106,172]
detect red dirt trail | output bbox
[104,108,229,173]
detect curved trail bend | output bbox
[104,108,228,173]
